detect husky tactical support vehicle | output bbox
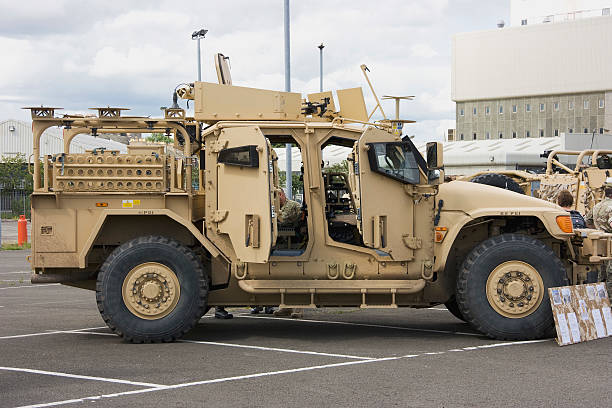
[463,149,612,214]
[27,62,612,343]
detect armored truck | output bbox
[26,68,612,343]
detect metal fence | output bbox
[0,190,30,218]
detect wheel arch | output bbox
[80,209,225,269]
[436,214,568,281]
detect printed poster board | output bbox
[549,283,612,346]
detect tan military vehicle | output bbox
[463,149,612,214]
[26,62,612,343]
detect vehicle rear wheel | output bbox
[470,173,524,194]
[444,297,466,322]
[456,233,567,340]
[96,235,208,343]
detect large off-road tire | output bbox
[470,173,524,194]
[444,297,466,322]
[96,236,208,343]
[456,234,567,340]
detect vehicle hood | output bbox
[437,181,560,214]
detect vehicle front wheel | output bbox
[456,234,567,340]
[444,297,466,322]
[96,236,208,343]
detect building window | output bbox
[569,128,573,133]
[569,101,574,110]
[526,104,531,112]
[485,106,490,115]
[512,131,517,138]
[512,105,517,113]
[473,107,477,115]
[473,133,477,140]
[460,108,464,116]
[599,99,605,109]
[486,131,490,139]
[499,105,503,114]
[554,129,559,136]
[584,100,589,109]
[499,132,503,139]
[460,133,464,140]
[526,130,530,137]
[521,19,527,25]
[539,129,544,137]
[540,103,545,112]
[554,102,559,111]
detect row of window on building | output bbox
[460,99,605,116]
[459,127,607,140]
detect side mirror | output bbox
[426,142,443,170]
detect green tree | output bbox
[146,133,173,144]
[278,171,303,196]
[0,154,32,192]
[324,159,349,174]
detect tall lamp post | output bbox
[192,29,208,81]
[318,43,325,92]
[284,0,292,199]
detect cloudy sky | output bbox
[0,0,509,142]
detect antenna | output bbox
[360,64,387,120]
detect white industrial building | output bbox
[0,119,127,162]
[452,2,612,142]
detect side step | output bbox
[238,279,426,309]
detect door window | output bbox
[366,142,419,184]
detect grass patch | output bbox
[1,242,31,250]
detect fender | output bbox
[79,208,226,268]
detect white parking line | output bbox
[17,339,551,408]
[0,284,60,290]
[0,366,164,388]
[0,271,31,275]
[0,327,107,340]
[63,330,373,360]
[236,314,480,336]
[178,339,372,360]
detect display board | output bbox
[549,283,612,346]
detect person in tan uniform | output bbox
[273,189,303,318]
[585,179,612,298]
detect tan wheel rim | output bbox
[486,261,544,319]
[122,262,180,320]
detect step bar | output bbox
[238,279,426,309]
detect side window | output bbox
[218,145,259,167]
[366,142,419,184]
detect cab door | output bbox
[210,126,276,263]
[350,127,432,261]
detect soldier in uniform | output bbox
[277,189,302,227]
[585,178,612,298]
[273,189,304,318]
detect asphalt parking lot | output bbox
[0,220,31,244]
[1,250,610,408]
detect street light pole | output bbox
[284,0,292,199]
[192,29,208,81]
[318,43,324,92]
